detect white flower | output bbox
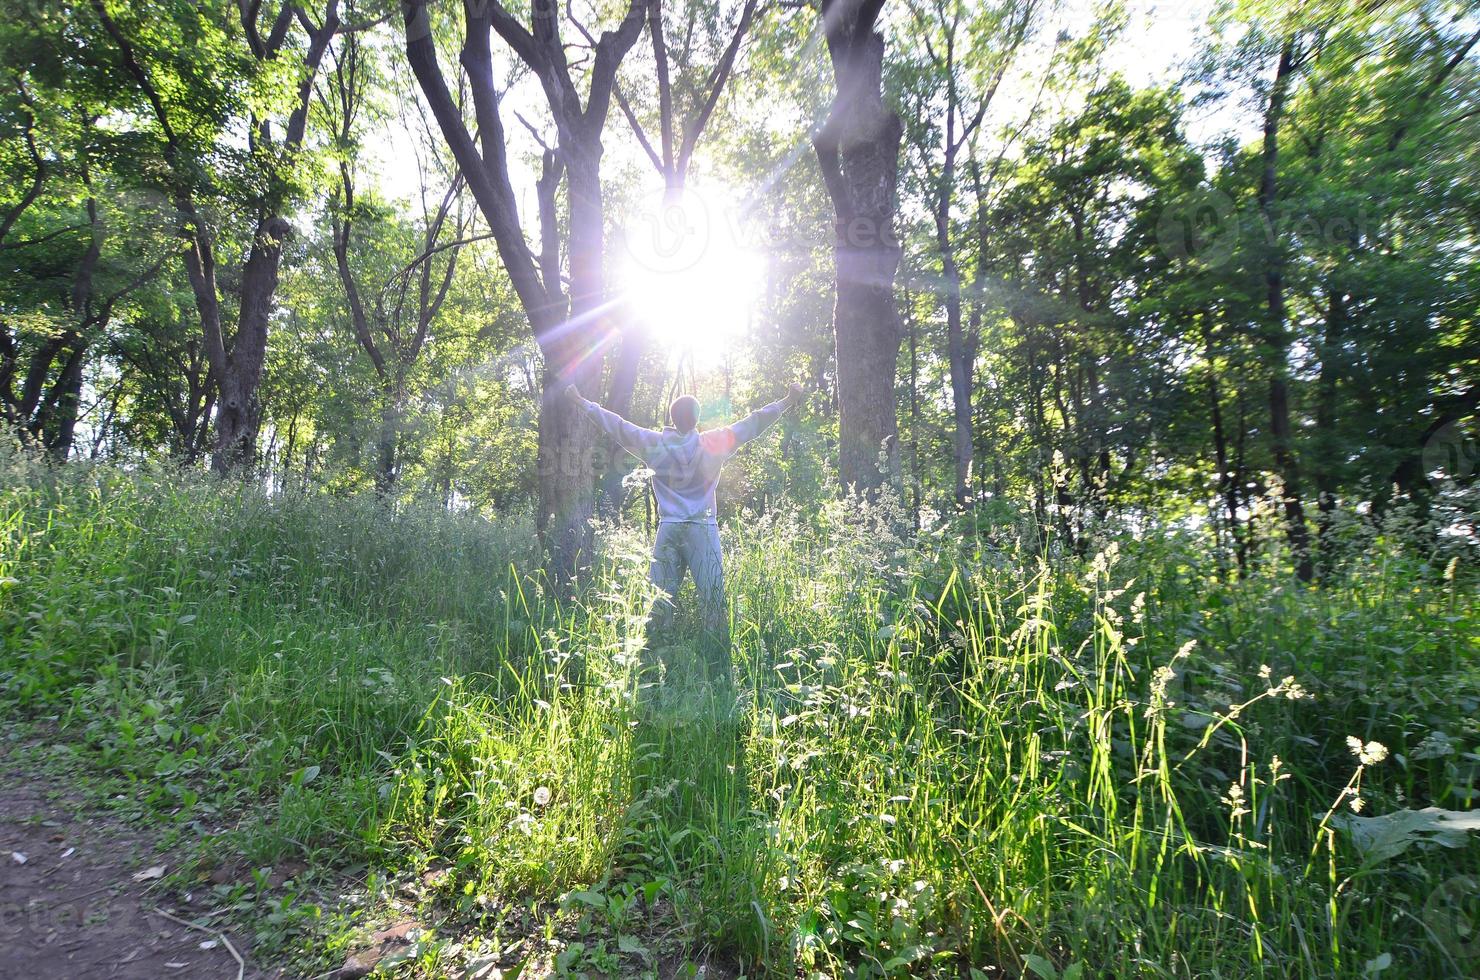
[1222,782,1250,819]
[1347,738,1388,766]
[533,786,552,807]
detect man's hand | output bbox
[563,384,582,404]
[788,381,805,405]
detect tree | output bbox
[1252,30,1316,580]
[0,4,168,457]
[812,0,905,495]
[899,0,1043,507]
[988,81,1203,549]
[323,30,475,494]
[92,0,343,473]
[401,0,645,576]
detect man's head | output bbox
[669,395,700,433]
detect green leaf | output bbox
[554,943,584,972]
[1363,952,1393,975]
[1334,807,1480,867]
[566,890,606,908]
[1023,953,1059,979]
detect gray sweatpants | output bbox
[649,521,729,671]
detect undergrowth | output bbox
[2,449,1477,978]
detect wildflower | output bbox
[533,786,552,807]
[1269,755,1290,783]
[1150,665,1178,703]
[1347,737,1388,766]
[1258,664,1272,680]
[1222,781,1250,819]
[1349,796,1366,813]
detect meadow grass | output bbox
[2,450,1477,978]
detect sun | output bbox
[616,186,765,364]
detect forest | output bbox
[1,0,1477,977]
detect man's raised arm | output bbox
[727,382,805,448]
[565,385,663,461]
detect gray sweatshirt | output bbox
[577,395,792,523]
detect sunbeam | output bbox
[616,185,765,365]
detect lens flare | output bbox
[617,186,764,364]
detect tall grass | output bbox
[2,448,1477,977]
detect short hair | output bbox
[669,395,699,432]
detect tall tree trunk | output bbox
[402,0,643,578]
[212,215,289,472]
[538,153,607,567]
[1257,38,1313,582]
[813,0,903,496]
[1313,285,1345,570]
[941,194,972,507]
[375,383,405,495]
[1201,316,1244,572]
[40,341,87,458]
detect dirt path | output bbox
[0,766,281,980]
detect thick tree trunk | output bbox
[536,366,599,568]
[375,388,404,495]
[537,154,607,568]
[211,215,289,473]
[40,342,86,458]
[1257,38,1313,582]
[833,244,903,491]
[814,1,903,496]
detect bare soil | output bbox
[0,765,282,980]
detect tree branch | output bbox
[613,81,665,171]
[676,0,759,179]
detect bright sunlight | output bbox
[617,185,765,364]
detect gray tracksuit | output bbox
[576,394,792,645]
